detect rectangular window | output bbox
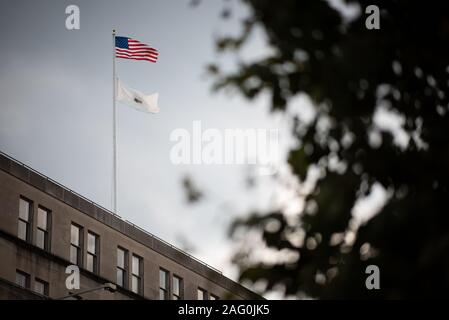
[18,197,32,242]
[34,278,49,296]
[15,270,30,289]
[131,254,143,295]
[210,294,219,300]
[70,224,83,266]
[197,288,207,300]
[86,232,99,274]
[36,206,50,251]
[172,275,183,300]
[117,247,128,288]
[159,269,169,300]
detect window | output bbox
[34,278,49,296]
[131,255,143,294]
[86,232,99,274]
[172,275,183,300]
[18,197,32,242]
[15,270,30,289]
[117,247,128,288]
[197,288,207,300]
[70,224,83,266]
[36,206,50,251]
[210,294,219,300]
[159,269,169,300]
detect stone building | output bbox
[0,151,261,300]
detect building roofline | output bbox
[0,150,263,300]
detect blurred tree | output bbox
[182,175,204,204]
[210,0,449,298]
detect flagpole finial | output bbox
[113,29,116,34]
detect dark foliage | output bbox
[211,0,449,298]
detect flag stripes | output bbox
[115,36,159,63]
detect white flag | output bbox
[116,79,159,114]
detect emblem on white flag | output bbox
[116,79,159,114]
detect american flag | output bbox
[115,36,159,63]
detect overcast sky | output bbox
[0,0,301,287]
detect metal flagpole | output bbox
[112,29,117,213]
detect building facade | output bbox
[0,151,261,300]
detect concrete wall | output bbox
[0,277,49,300]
